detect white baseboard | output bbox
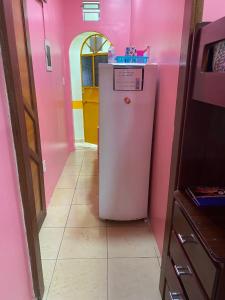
[75,138,85,143]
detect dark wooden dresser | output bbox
[164,191,225,300]
[160,17,225,300]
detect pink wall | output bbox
[130,0,185,253]
[0,50,33,299]
[62,0,132,135]
[27,0,73,204]
[203,0,225,21]
[63,0,132,55]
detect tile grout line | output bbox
[106,226,109,300]
[41,259,57,300]
[54,160,82,191]
[44,204,73,299]
[67,149,108,299]
[42,256,158,260]
[107,256,159,259]
[43,162,161,299]
[42,225,106,229]
[44,152,84,300]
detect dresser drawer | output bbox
[164,257,186,300]
[170,231,207,300]
[165,284,185,300]
[173,202,217,298]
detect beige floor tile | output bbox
[65,151,85,166]
[82,159,99,167]
[56,174,78,189]
[66,205,105,227]
[70,150,85,157]
[72,186,98,205]
[83,151,98,163]
[76,175,99,191]
[42,206,70,227]
[65,160,83,168]
[39,147,161,299]
[80,161,99,176]
[82,158,98,165]
[61,165,81,176]
[47,259,107,300]
[42,259,56,300]
[158,256,162,267]
[154,242,161,258]
[50,189,74,207]
[108,258,161,300]
[75,143,97,151]
[107,226,157,258]
[39,228,64,259]
[58,227,107,259]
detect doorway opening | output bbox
[69,32,111,146]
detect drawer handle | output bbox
[178,233,197,244]
[174,265,192,276]
[169,292,184,300]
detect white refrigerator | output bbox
[99,64,157,220]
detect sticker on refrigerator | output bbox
[113,67,144,91]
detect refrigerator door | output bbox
[99,64,157,220]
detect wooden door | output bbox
[0,0,46,298]
[81,35,109,144]
[81,54,108,144]
[1,0,46,228]
[82,86,99,144]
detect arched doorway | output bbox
[69,32,111,145]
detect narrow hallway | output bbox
[2,1,225,299]
[39,147,161,300]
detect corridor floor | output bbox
[39,148,162,300]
